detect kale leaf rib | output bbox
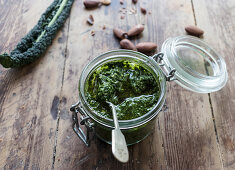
[0,0,74,68]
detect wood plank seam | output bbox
[201,17,225,170]
[157,118,168,167]
[192,0,225,169]
[208,93,225,170]
[190,0,197,25]
[205,49,225,169]
[51,16,71,170]
[50,0,225,168]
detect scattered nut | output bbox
[185,25,204,36]
[119,8,127,14]
[127,24,144,37]
[120,39,137,51]
[136,42,157,53]
[132,0,137,4]
[120,15,125,19]
[100,0,111,5]
[91,30,95,36]
[120,0,123,4]
[129,8,137,14]
[102,25,106,30]
[84,0,100,8]
[87,15,94,25]
[113,28,127,39]
[140,7,146,14]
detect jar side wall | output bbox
[94,115,157,146]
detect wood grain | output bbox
[151,0,223,169]
[193,0,235,169]
[54,0,223,170]
[54,0,168,169]
[0,0,70,169]
[0,0,233,169]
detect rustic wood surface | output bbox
[0,0,234,170]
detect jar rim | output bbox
[78,50,166,129]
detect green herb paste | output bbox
[85,60,161,120]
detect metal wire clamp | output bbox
[70,101,94,147]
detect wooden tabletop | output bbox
[0,0,234,169]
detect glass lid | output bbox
[160,36,228,93]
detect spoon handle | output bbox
[108,102,119,129]
[107,101,129,163]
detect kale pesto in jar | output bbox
[85,60,161,120]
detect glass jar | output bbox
[70,35,228,146]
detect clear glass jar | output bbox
[70,35,228,146]
[73,50,166,145]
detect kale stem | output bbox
[36,0,68,43]
[0,53,13,68]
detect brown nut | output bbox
[113,28,127,39]
[100,0,111,5]
[185,25,204,36]
[127,24,144,37]
[83,0,100,8]
[132,0,137,4]
[120,39,137,51]
[140,7,147,14]
[91,30,95,36]
[136,42,157,53]
[87,15,94,25]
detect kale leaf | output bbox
[0,0,74,68]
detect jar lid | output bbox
[159,36,228,93]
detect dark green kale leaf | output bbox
[0,0,74,68]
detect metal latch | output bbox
[70,101,94,147]
[152,53,176,81]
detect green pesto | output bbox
[85,60,161,120]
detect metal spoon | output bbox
[107,101,129,163]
